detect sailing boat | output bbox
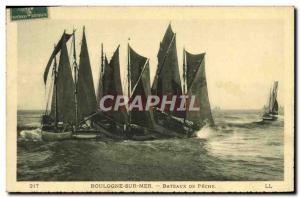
[41,28,99,141]
[183,49,214,129]
[91,45,129,139]
[151,24,214,135]
[125,45,163,140]
[151,24,189,135]
[94,24,214,139]
[127,45,154,134]
[41,23,215,141]
[92,44,174,140]
[262,81,279,121]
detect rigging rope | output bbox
[78,111,124,128]
[130,59,149,98]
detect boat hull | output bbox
[262,114,278,121]
[72,129,111,140]
[41,130,73,141]
[73,133,100,139]
[41,120,196,141]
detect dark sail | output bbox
[101,46,127,124]
[77,28,97,121]
[185,51,214,127]
[129,46,155,128]
[151,24,183,117]
[270,81,279,115]
[44,33,73,85]
[272,100,279,114]
[50,34,76,124]
[263,81,279,120]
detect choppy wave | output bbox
[16,110,284,181]
[19,128,42,141]
[196,125,215,139]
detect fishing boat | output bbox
[262,81,279,121]
[150,24,214,135]
[92,43,178,140]
[41,23,215,141]
[41,28,107,141]
[91,44,128,139]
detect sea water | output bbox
[16,110,283,181]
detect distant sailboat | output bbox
[213,106,221,111]
[262,81,279,121]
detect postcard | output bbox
[6,6,294,192]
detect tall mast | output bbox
[183,47,186,94]
[127,42,131,130]
[53,45,58,129]
[72,28,78,127]
[97,43,104,104]
[101,43,104,80]
[182,47,186,123]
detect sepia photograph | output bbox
[6,6,294,192]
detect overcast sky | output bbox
[16,8,285,110]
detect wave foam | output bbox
[196,125,214,139]
[20,128,42,141]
